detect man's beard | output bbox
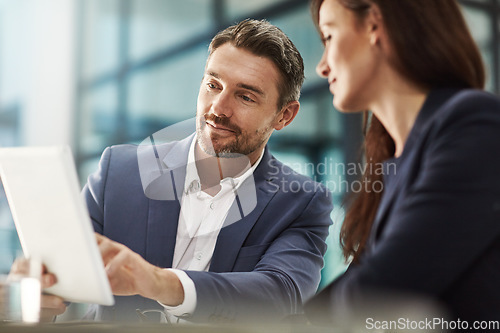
[196,113,271,158]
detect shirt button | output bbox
[193,180,200,191]
[186,180,200,194]
[210,202,215,210]
[195,252,203,260]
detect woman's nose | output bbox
[316,49,330,78]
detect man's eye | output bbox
[207,83,217,89]
[241,95,255,103]
[321,35,332,44]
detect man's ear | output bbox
[274,101,300,131]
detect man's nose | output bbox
[211,90,233,118]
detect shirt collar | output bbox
[184,134,265,194]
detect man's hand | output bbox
[9,259,67,322]
[95,233,184,306]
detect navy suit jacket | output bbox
[305,88,500,327]
[83,135,332,322]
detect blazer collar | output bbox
[400,87,461,156]
[144,134,192,267]
[146,136,277,270]
[209,147,279,272]
[162,133,193,170]
[369,88,462,245]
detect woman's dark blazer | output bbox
[306,88,500,327]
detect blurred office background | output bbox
[0,0,499,290]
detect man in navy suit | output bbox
[79,19,332,323]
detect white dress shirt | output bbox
[160,135,264,319]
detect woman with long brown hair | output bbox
[305,0,500,328]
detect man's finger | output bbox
[10,258,30,276]
[40,273,57,289]
[95,232,105,244]
[40,295,67,322]
[40,294,66,311]
[105,248,132,277]
[98,238,122,264]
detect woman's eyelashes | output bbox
[321,35,332,45]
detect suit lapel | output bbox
[209,149,278,273]
[144,141,278,272]
[145,199,180,267]
[368,163,404,245]
[144,135,193,268]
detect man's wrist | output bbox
[144,266,185,306]
[159,269,197,317]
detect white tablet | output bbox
[0,146,114,306]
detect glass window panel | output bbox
[270,150,313,178]
[78,156,102,186]
[321,148,346,198]
[272,94,319,138]
[226,0,289,20]
[462,5,494,91]
[0,105,21,146]
[79,83,119,157]
[270,7,325,89]
[129,0,213,62]
[272,90,342,140]
[127,44,207,140]
[480,48,494,92]
[81,0,120,80]
[0,181,21,274]
[461,6,491,50]
[275,90,342,139]
[322,92,343,138]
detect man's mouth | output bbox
[206,121,236,133]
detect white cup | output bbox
[0,274,23,322]
[1,257,41,323]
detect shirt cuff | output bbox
[157,269,197,317]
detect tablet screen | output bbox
[0,146,114,305]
